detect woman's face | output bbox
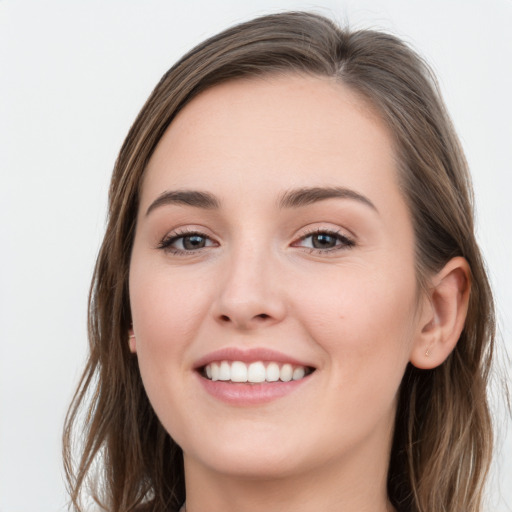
[129,75,425,481]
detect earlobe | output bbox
[410,257,471,370]
[128,328,137,353]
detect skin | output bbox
[128,75,470,512]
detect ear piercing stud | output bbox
[425,347,431,357]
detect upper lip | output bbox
[193,347,315,370]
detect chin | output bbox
[181,422,313,479]
[197,450,305,480]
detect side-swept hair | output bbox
[63,11,495,512]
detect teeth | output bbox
[292,367,305,380]
[247,361,266,383]
[204,360,311,383]
[219,361,230,381]
[280,363,293,382]
[266,362,280,382]
[231,361,247,382]
[211,362,219,381]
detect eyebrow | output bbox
[146,190,220,216]
[145,186,377,216]
[277,186,377,212]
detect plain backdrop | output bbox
[1,1,511,511]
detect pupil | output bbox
[183,235,205,250]
[313,234,336,249]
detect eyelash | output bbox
[294,228,355,254]
[157,229,216,255]
[157,228,355,256]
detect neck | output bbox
[183,437,395,512]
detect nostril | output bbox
[218,313,270,324]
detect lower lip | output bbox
[197,373,311,406]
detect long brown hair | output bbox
[63,11,495,512]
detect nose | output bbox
[212,243,287,330]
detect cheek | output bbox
[128,261,213,436]
[128,258,215,414]
[296,264,417,387]
[277,264,418,452]
[130,262,210,348]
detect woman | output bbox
[63,11,495,512]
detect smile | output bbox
[194,348,316,404]
[202,360,314,383]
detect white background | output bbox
[1,1,511,511]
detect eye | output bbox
[293,229,355,253]
[158,230,217,254]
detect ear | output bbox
[128,327,137,353]
[410,257,471,370]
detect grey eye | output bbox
[310,233,338,249]
[159,231,217,253]
[181,235,208,250]
[294,230,355,252]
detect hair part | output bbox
[63,11,495,512]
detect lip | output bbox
[193,347,315,406]
[193,347,313,369]
[197,376,311,406]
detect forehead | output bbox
[142,74,400,214]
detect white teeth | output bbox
[211,362,219,381]
[203,360,310,383]
[292,367,305,380]
[219,361,230,381]
[231,361,248,382]
[280,363,293,382]
[247,362,266,383]
[266,362,280,382]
